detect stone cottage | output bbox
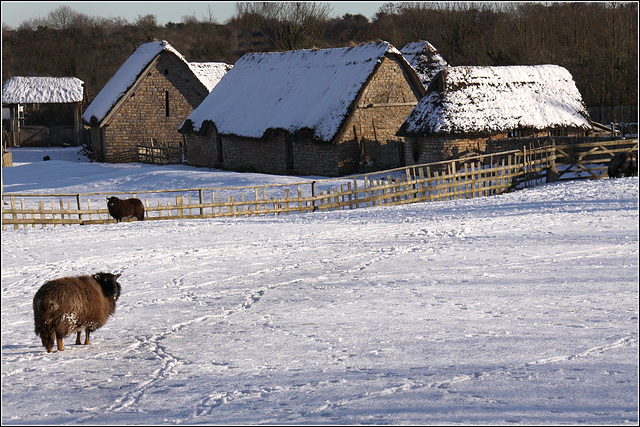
[82,40,232,162]
[397,65,593,165]
[2,76,85,147]
[400,40,448,89]
[179,41,426,177]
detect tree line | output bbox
[2,2,637,111]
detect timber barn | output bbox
[2,76,85,147]
[82,40,232,162]
[397,65,593,164]
[179,41,426,177]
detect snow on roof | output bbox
[82,40,228,125]
[400,41,448,88]
[399,65,592,136]
[181,41,407,141]
[2,77,84,104]
[188,62,233,92]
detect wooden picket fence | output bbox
[2,139,635,230]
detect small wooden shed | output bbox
[82,40,231,163]
[2,76,85,147]
[179,41,426,177]
[397,65,593,164]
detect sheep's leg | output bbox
[75,331,82,345]
[41,330,55,353]
[84,330,91,345]
[56,333,65,352]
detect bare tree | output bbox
[234,2,333,50]
[135,14,158,42]
[47,5,78,30]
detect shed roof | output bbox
[82,40,230,125]
[398,65,592,136]
[2,77,84,104]
[180,41,422,142]
[400,41,448,88]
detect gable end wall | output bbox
[100,53,207,162]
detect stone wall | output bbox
[404,128,589,165]
[2,151,12,167]
[184,129,219,167]
[404,134,492,165]
[97,53,207,162]
[339,56,422,172]
[221,133,289,174]
[292,137,360,176]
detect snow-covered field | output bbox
[2,147,638,425]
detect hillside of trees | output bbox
[2,2,638,114]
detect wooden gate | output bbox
[137,139,183,165]
[555,139,638,179]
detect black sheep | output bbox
[33,273,122,352]
[106,196,145,222]
[608,151,638,178]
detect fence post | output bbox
[353,178,359,208]
[10,196,18,230]
[38,201,45,227]
[199,189,204,217]
[285,188,290,214]
[311,181,317,212]
[76,195,83,223]
[59,199,65,225]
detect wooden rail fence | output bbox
[555,138,638,180]
[2,140,635,230]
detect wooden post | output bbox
[199,189,204,217]
[59,199,65,225]
[10,196,18,230]
[38,201,45,227]
[76,195,83,223]
[311,181,317,212]
[418,167,425,201]
[176,195,184,218]
[51,201,57,227]
[353,178,359,209]
[285,188,290,215]
[254,188,260,214]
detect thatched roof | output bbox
[188,62,233,92]
[82,40,231,126]
[180,41,423,142]
[398,65,592,136]
[2,77,84,104]
[400,41,448,88]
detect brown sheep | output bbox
[608,151,638,178]
[33,272,122,353]
[106,196,145,222]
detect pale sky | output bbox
[1,1,390,28]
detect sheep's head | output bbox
[106,197,119,208]
[93,272,122,301]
